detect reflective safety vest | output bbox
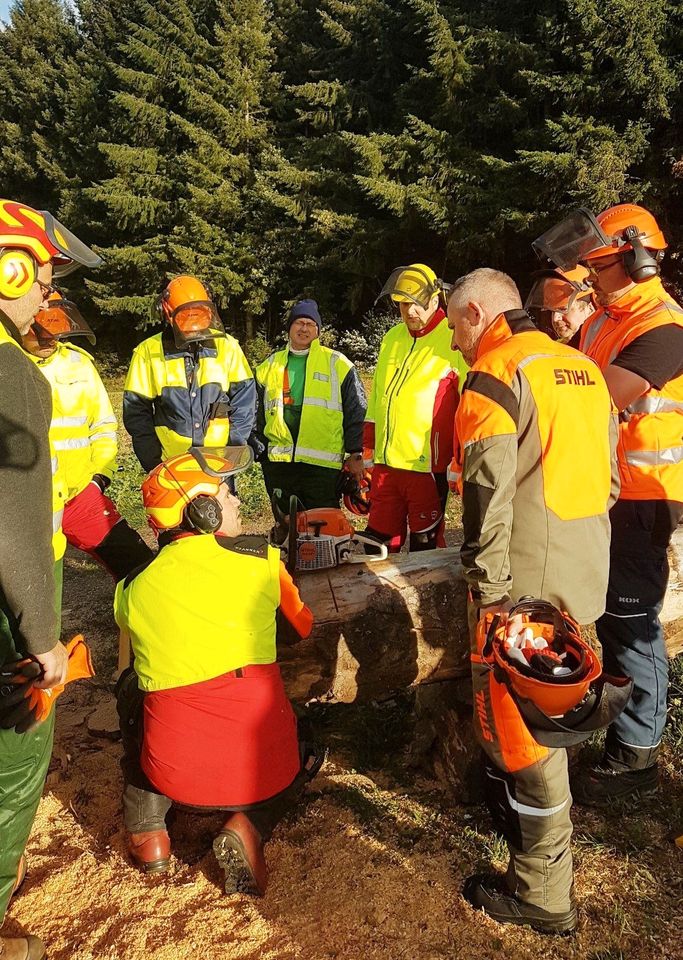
[114,534,281,692]
[580,277,683,502]
[0,324,66,559]
[34,343,117,502]
[255,339,353,468]
[124,332,253,461]
[367,311,467,473]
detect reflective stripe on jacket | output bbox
[452,310,618,623]
[366,309,467,473]
[35,343,117,502]
[580,277,683,502]
[123,330,255,472]
[255,339,361,468]
[114,534,282,692]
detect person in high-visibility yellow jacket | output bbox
[364,264,468,552]
[123,276,256,473]
[23,293,153,581]
[253,300,366,515]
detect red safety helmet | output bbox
[481,598,632,747]
[338,465,372,516]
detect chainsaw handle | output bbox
[349,534,389,563]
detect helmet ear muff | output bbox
[622,227,659,283]
[185,494,222,533]
[0,248,38,300]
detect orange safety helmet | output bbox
[32,291,96,345]
[580,204,667,261]
[0,199,101,300]
[525,265,592,316]
[481,598,632,747]
[142,446,253,533]
[158,275,225,347]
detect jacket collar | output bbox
[475,309,537,361]
[601,275,667,321]
[410,306,445,339]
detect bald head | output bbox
[447,268,522,365]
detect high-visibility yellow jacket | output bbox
[255,339,364,468]
[365,308,467,473]
[123,330,256,472]
[114,534,282,692]
[34,343,117,503]
[580,276,683,503]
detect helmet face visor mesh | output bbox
[33,297,96,345]
[41,211,103,276]
[170,302,225,346]
[532,208,612,271]
[377,266,439,309]
[189,445,254,479]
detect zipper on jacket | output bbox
[383,337,417,462]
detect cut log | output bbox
[278,531,683,707]
[277,547,469,704]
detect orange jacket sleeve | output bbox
[279,563,314,638]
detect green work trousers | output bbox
[0,561,62,923]
[262,460,341,518]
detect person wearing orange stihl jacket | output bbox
[534,204,683,807]
[447,268,618,935]
[363,264,468,552]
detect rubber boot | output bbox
[127,830,171,874]
[0,934,46,959]
[213,812,267,897]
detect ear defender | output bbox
[185,494,223,533]
[0,248,38,299]
[622,226,660,283]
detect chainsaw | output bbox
[271,495,388,573]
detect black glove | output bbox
[91,473,111,492]
[0,659,42,733]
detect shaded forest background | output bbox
[2,0,682,357]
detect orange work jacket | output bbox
[580,277,683,503]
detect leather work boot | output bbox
[571,763,659,808]
[463,874,578,936]
[127,829,171,873]
[213,812,267,897]
[0,934,46,959]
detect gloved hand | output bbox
[0,659,43,733]
[91,473,111,492]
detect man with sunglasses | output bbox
[533,203,683,806]
[22,292,153,581]
[363,264,468,552]
[123,275,256,474]
[0,199,101,960]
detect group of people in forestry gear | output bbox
[0,194,680,958]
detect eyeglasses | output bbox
[36,279,57,298]
[583,256,622,275]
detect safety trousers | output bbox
[0,563,62,923]
[470,604,573,914]
[598,499,682,771]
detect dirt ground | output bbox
[4,545,683,960]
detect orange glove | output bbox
[24,635,95,723]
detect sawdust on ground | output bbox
[3,548,683,960]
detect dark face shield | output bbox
[41,211,103,277]
[532,208,612,271]
[169,301,225,348]
[33,297,96,345]
[525,273,584,317]
[376,265,441,310]
[189,445,254,480]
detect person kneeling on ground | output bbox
[114,446,324,896]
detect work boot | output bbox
[571,763,659,808]
[463,873,577,936]
[0,935,46,959]
[11,856,27,898]
[127,829,171,873]
[213,812,267,897]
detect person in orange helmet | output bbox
[22,292,153,581]
[123,275,256,474]
[114,448,324,895]
[525,265,595,347]
[0,199,101,960]
[534,203,683,806]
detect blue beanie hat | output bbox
[288,299,321,331]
